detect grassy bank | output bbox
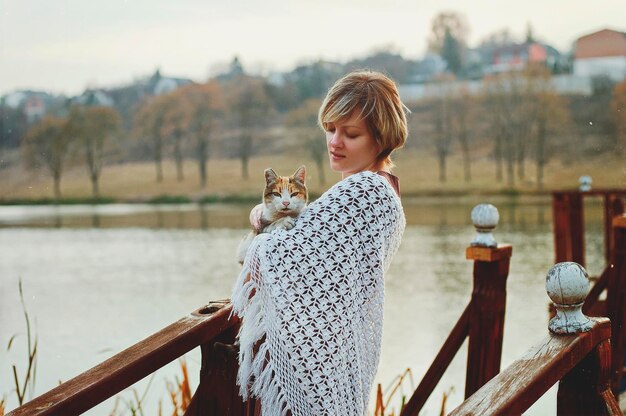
[0,150,624,204]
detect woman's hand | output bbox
[249,204,263,231]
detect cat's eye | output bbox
[272,192,281,197]
[290,192,299,197]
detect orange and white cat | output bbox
[236,166,308,264]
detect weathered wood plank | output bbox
[449,318,611,416]
[7,301,239,416]
[465,245,512,262]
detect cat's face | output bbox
[263,166,307,217]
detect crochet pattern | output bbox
[232,171,405,416]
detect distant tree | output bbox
[441,29,463,75]
[523,65,568,189]
[428,11,469,75]
[449,88,476,182]
[22,116,71,199]
[482,74,519,186]
[226,76,273,179]
[160,89,189,181]
[134,95,168,182]
[426,76,455,182]
[284,99,326,185]
[611,79,626,155]
[182,81,224,187]
[68,106,122,198]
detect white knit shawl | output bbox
[231,171,405,416]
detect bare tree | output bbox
[427,77,455,182]
[449,88,476,182]
[134,95,168,182]
[523,65,568,189]
[183,81,224,187]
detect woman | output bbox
[232,70,407,416]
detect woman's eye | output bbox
[272,192,281,197]
[290,192,299,197]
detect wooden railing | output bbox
[552,189,625,266]
[553,189,626,393]
[401,204,512,416]
[450,262,623,416]
[6,300,243,416]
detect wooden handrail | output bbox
[449,318,619,416]
[7,301,239,416]
[402,204,512,416]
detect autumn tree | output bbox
[226,76,273,179]
[284,98,326,185]
[611,79,626,155]
[68,105,122,198]
[22,116,72,199]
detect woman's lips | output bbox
[330,151,345,161]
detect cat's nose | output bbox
[282,201,290,207]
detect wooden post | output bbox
[464,244,512,398]
[557,339,622,416]
[552,191,585,266]
[184,323,245,416]
[465,204,513,398]
[604,194,625,263]
[607,215,626,394]
[548,262,622,415]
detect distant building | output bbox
[1,90,58,123]
[148,69,193,95]
[574,28,626,81]
[74,90,115,107]
[23,95,46,123]
[484,42,550,74]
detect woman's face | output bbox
[325,111,382,178]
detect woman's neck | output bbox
[341,161,387,179]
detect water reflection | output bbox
[0,195,607,231]
[0,196,610,415]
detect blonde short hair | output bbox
[318,70,408,168]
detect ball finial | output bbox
[579,175,592,192]
[470,204,499,248]
[546,262,593,334]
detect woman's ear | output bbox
[293,165,306,184]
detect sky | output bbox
[1,0,625,97]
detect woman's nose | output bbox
[329,132,343,148]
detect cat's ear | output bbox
[293,165,306,184]
[264,168,278,185]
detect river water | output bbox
[0,196,606,415]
